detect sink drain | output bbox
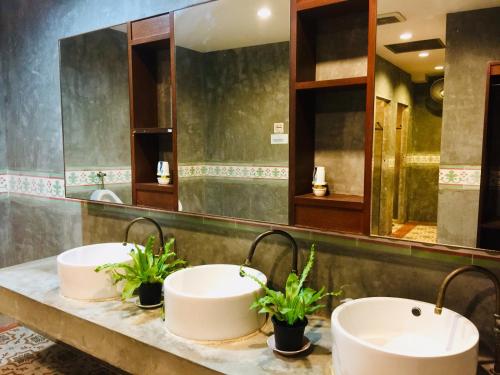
[412,307,422,317]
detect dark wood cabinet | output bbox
[127,13,178,211]
[289,0,376,234]
[478,62,500,250]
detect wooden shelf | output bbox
[296,76,367,91]
[132,128,173,135]
[129,33,170,47]
[135,183,174,193]
[294,193,364,210]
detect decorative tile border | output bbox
[65,168,132,187]
[178,164,289,180]
[439,165,481,190]
[0,173,7,194]
[404,154,440,165]
[7,172,65,199]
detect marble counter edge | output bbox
[0,257,333,375]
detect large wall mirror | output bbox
[371,0,500,248]
[59,0,500,252]
[60,0,290,225]
[175,0,290,224]
[61,24,132,205]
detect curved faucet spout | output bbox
[123,217,165,254]
[244,229,298,274]
[435,265,500,374]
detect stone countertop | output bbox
[0,258,333,375]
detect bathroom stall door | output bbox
[372,98,390,235]
[393,104,409,221]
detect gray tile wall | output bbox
[60,28,131,169]
[438,7,500,246]
[176,42,290,223]
[0,0,201,174]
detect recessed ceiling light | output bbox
[434,65,444,71]
[257,7,271,19]
[418,51,429,58]
[399,32,413,40]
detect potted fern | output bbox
[95,236,186,306]
[240,244,341,352]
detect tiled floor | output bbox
[391,222,437,243]
[0,323,125,375]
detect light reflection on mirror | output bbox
[61,24,132,205]
[175,0,291,224]
[372,0,500,248]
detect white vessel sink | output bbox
[57,243,138,301]
[331,297,479,375]
[90,189,123,204]
[164,264,267,341]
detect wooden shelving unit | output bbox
[477,62,500,250]
[289,0,376,234]
[128,13,178,211]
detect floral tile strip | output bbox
[439,165,481,190]
[0,174,7,194]
[404,154,441,165]
[8,173,65,198]
[178,164,288,180]
[65,168,132,187]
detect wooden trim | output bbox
[130,13,170,41]
[491,64,500,76]
[362,0,377,235]
[127,22,137,205]
[477,61,500,247]
[296,0,349,12]
[296,76,367,90]
[170,12,179,211]
[289,0,298,225]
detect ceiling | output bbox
[175,0,290,53]
[377,0,500,82]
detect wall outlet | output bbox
[273,122,285,134]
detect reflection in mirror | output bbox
[61,24,132,205]
[372,0,500,247]
[175,0,290,224]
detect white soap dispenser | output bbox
[312,166,328,197]
[157,161,171,185]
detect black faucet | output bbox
[123,217,165,254]
[244,229,298,274]
[434,265,500,374]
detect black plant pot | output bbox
[138,282,162,306]
[272,316,308,351]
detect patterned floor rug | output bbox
[0,324,125,374]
